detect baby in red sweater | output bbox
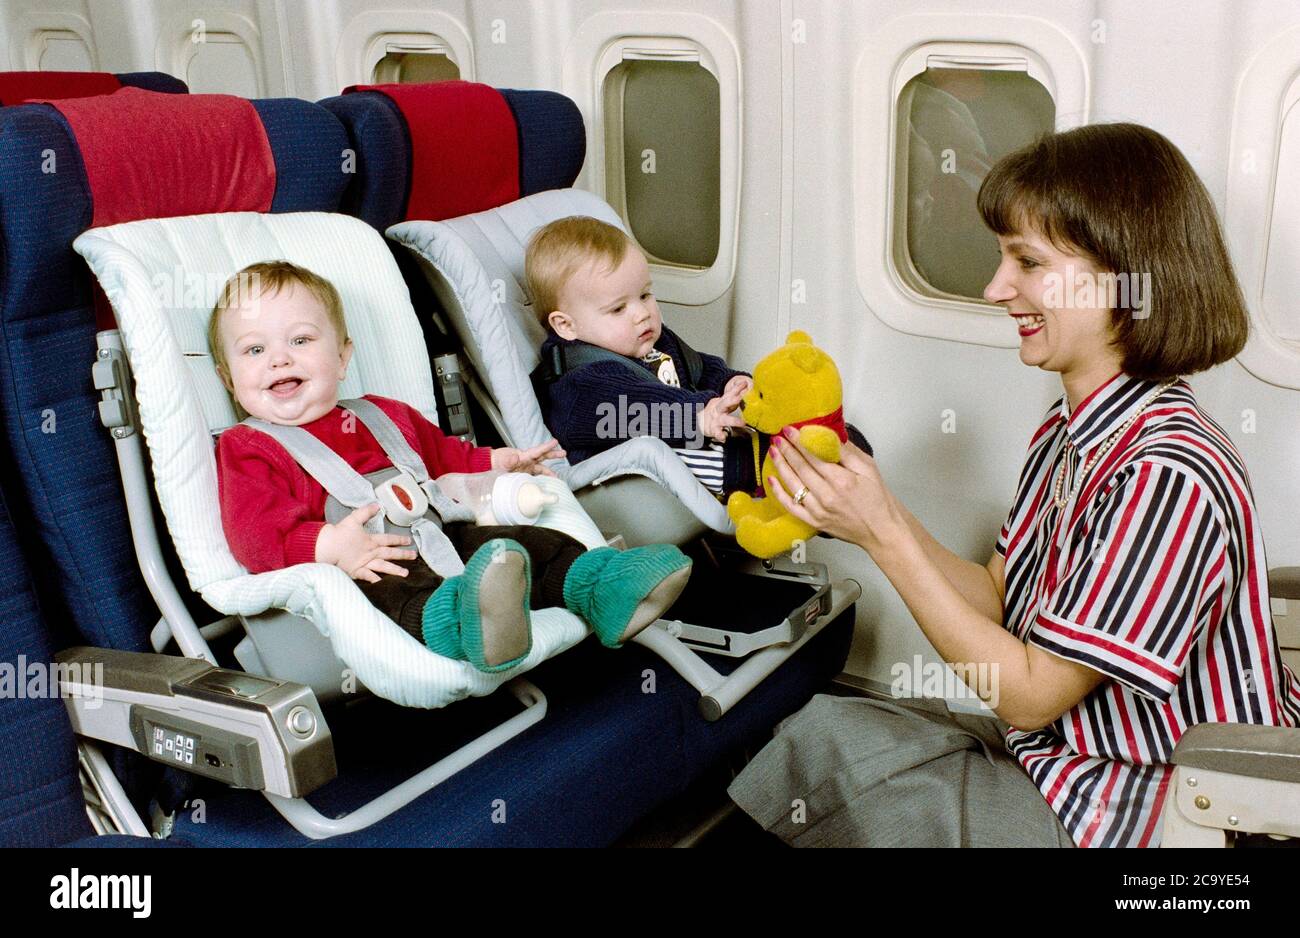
[212,261,692,673]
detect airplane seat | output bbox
[0,72,189,657]
[0,70,186,106]
[1157,567,1300,847]
[319,82,732,545]
[0,482,188,847]
[0,84,853,845]
[0,88,412,839]
[0,73,199,821]
[0,89,348,669]
[320,81,858,719]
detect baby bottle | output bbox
[435,471,558,526]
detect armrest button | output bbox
[287,707,316,738]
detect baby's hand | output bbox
[492,439,566,477]
[724,374,754,401]
[315,504,417,583]
[699,390,747,442]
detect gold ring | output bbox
[794,486,810,506]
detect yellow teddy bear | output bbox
[726,330,849,559]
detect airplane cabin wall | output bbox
[2,0,1299,701]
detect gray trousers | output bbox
[728,694,1075,848]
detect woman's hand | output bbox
[766,429,908,553]
[491,439,566,477]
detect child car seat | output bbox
[47,88,602,711]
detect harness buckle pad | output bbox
[374,465,429,526]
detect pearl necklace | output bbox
[1052,379,1177,509]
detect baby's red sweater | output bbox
[216,394,493,573]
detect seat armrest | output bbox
[1269,566,1300,600]
[57,646,336,797]
[1171,722,1300,783]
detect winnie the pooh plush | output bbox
[726,330,853,559]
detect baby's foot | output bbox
[469,545,531,669]
[562,545,693,647]
[423,539,533,673]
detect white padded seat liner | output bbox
[388,189,733,534]
[75,212,598,709]
[390,189,621,450]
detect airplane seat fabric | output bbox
[495,88,587,199]
[0,485,96,847]
[0,70,187,106]
[348,80,521,220]
[316,91,409,230]
[0,91,349,656]
[113,72,189,95]
[320,80,586,232]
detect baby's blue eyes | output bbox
[241,335,313,356]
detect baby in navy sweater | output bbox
[527,217,760,496]
[212,261,691,674]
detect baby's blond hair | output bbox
[524,216,633,328]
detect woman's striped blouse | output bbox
[995,372,1300,847]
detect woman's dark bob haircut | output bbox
[977,123,1248,379]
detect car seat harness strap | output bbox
[243,400,475,577]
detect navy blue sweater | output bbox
[537,327,749,463]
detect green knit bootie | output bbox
[421,539,533,673]
[562,545,693,647]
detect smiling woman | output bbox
[978,122,1249,399]
[729,122,1300,848]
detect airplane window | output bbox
[37,31,94,71]
[1263,94,1300,346]
[371,49,460,84]
[603,59,721,270]
[895,67,1054,301]
[185,33,260,97]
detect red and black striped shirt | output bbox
[995,372,1300,847]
